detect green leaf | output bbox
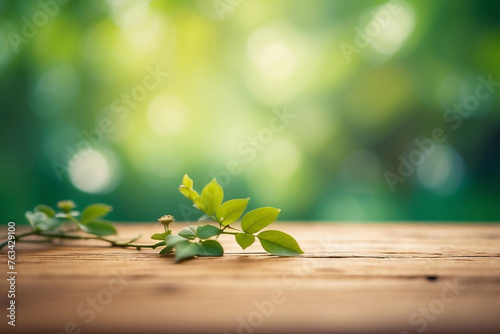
[179,186,201,203]
[235,233,255,250]
[197,240,224,257]
[257,230,303,256]
[200,179,223,216]
[193,197,203,210]
[216,198,250,226]
[179,174,201,205]
[182,174,194,189]
[79,220,117,236]
[36,218,62,231]
[150,231,171,240]
[175,241,201,263]
[31,211,47,224]
[241,207,281,233]
[166,234,188,247]
[34,204,56,218]
[189,225,198,233]
[26,211,61,231]
[179,185,190,198]
[197,214,212,222]
[159,245,174,255]
[196,225,221,239]
[25,211,37,230]
[178,227,196,240]
[81,204,112,224]
[179,174,204,211]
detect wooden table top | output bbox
[2,222,500,334]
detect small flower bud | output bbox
[158,215,174,227]
[58,200,76,213]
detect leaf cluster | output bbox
[25,201,117,236]
[0,201,156,250]
[152,175,303,263]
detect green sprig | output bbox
[0,201,155,250]
[156,174,303,263]
[0,175,304,264]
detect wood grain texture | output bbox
[1,223,500,334]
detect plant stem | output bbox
[15,230,38,239]
[225,225,243,232]
[220,231,238,236]
[0,230,158,250]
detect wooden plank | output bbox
[1,223,500,333]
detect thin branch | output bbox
[0,230,158,250]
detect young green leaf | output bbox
[179,186,200,202]
[166,234,188,247]
[159,245,174,255]
[200,179,223,216]
[79,221,117,236]
[198,240,224,257]
[241,207,281,234]
[193,197,204,210]
[178,227,196,240]
[179,175,202,207]
[175,241,201,263]
[196,225,221,239]
[257,230,303,256]
[179,185,190,198]
[182,174,194,189]
[25,211,38,230]
[26,211,59,231]
[36,218,62,231]
[150,231,171,240]
[189,225,198,233]
[34,204,56,218]
[235,233,255,250]
[81,204,112,224]
[216,198,250,226]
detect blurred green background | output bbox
[1,0,499,223]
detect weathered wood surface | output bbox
[1,223,500,334]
